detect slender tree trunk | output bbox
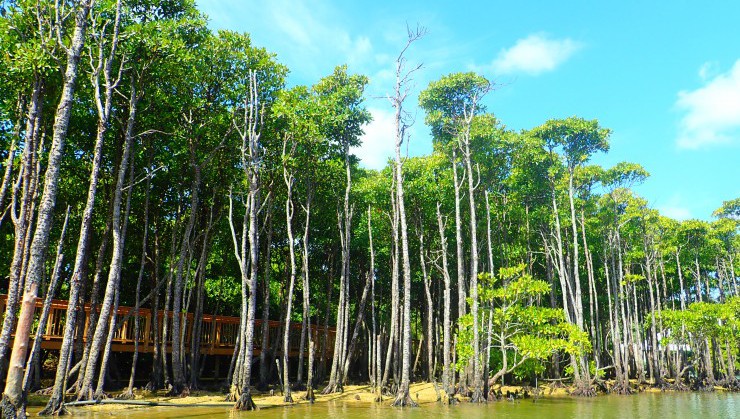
[452,149,466,320]
[302,189,315,401]
[121,165,152,398]
[258,191,274,389]
[281,138,297,403]
[231,70,261,411]
[3,2,92,416]
[419,231,434,383]
[462,120,482,402]
[22,208,69,393]
[436,203,454,402]
[323,144,353,394]
[189,209,213,389]
[0,78,42,376]
[94,145,136,398]
[341,274,372,384]
[78,79,138,401]
[382,176,398,389]
[171,161,202,395]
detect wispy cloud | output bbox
[203,0,376,80]
[676,60,740,149]
[485,33,582,76]
[658,194,693,220]
[355,108,395,170]
[660,205,692,220]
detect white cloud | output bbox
[659,205,692,221]
[676,60,740,149]
[355,108,395,170]
[698,61,719,81]
[204,0,376,81]
[488,33,582,76]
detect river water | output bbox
[30,392,740,418]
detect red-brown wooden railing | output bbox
[0,294,335,357]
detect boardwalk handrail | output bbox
[0,294,335,357]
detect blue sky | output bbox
[199,0,740,220]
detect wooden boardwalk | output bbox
[0,294,335,358]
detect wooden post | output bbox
[143,309,151,350]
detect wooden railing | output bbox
[0,294,335,357]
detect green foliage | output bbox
[455,264,591,381]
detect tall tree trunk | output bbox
[461,114,481,402]
[0,78,42,376]
[94,139,136,398]
[381,176,398,389]
[22,208,69,393]
[302,188,315,401]
[452,149,466,320]
[230,70,261,411]
[258,189,274,389]
[3,1,92,416]
[121,163,152,398]
[436,203,455,402]
[281,137,297,403]
[78,78,138,401]
[341,274,372,384]
[189,209,213,389]
[419,230,434,383]
[323,143,353,394]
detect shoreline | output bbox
[25,380,738,413]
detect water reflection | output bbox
[26,392,739,419]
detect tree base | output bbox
[116,389,135,400]
[470,388,486,403]
[1,394,27,419]
[609,379,633,395]
[304,387,316,403]
[391,392,418,407]
[225,385,240,402]
[722,378,740,391]
[284,393,294,403]
[144,380,161,393]
[166,384,190,397]
[234,392,258,410]
[571,381,597,397]
[321,381,343,395]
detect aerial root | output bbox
[391,392,418,407]
[116,389,135,400]
[234,392,258,410]
[304,386,315,403]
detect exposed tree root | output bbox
[144,381,160,392]
[469,387,486,403]
[722,379,740,391]
[304,386,315,403]
[571,380,597,397]
[35,386,54,396]
[116,390,135,400]
[381,383,397,397]
[225,385,240,402]
[391,392,418,407]
[609,379,634,395]
[284,392,294,403]
[321,381,343,395]
[38,398,69,417]
[234,391,258,410]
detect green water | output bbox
[28,393,740,418]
